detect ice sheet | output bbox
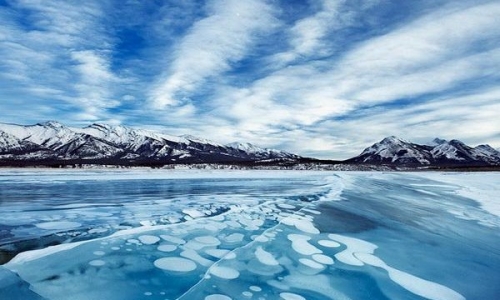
[1,170,499,300]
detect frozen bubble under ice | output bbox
[154,257,197,272]
[224,233,244,243]
[93,251,105,256]
[255,246,279,266]
[312,254,334,265]
[209,265,240,279]
[280,292,306,300]
[299,258,324,269]
[160,235,186,244]
[205,294,232,300]
[242,291,253,297]
[249,286,262,292]
[139,235,160,245]
[89,260,106,267]
[158,244,177,252]
[318,240,341,248]
[35,221,81,230]
[195,236,221,246]
[288,234,322,255]
[281,216,320,234]
[205,249,231,259]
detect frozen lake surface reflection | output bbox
[0,170,499,299]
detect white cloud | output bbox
[149,0,278,109]
[188,1,500,158]
[0,0,119,122]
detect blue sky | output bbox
[1,0,499,159]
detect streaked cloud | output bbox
[149,0,278,109]
[1,0,499,158]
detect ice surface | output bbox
[1,170,499,300]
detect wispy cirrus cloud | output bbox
[1,0,499,159]
[0,0,119,122]
[192,0,500,158]
[149,0,279,110]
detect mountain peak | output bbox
[431,138,447,145]
[380,136,408,144]
[37,121,64,128]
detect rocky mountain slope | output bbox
[0,121,302,166]
[347,136,500,167]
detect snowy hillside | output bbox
[0,121,302,165]
[348,136,500,167]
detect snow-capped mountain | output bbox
[225,142,301,160]
[347,136,500,167]
[0,121,302,166]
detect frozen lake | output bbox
[0,169,499,300]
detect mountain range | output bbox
[1,122,499,168]
[0,121,301,166]
[347,136,500,167]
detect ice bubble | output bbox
[35,221,81,230]
[158,244,177,252]
[154,257,197,272]
[111,247,120,250]
[299,258,324,269]
[250,286,262,292]
[328,234,377,266]
[195,236,221,246]
[127,239,141,245]
[160,235,186,245]
[312,254,334,265]
[89,260,106,267]
[205,249,231,259]
[139,235,160,245]
[281,216,320,234]
[255,246,279,266]
[242,291,253,297]
[355,253,465,300]
[317,240,341,248]
[223,251,237,260]
[280,292,306,300]
[224,233,244,243]
[209,265,240,279]
[185,240,209,250]
[205,294,232,300]
[181,249,213,267]
[144,292,152,296]
[93,251,105,256]
[287,234,322,255]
